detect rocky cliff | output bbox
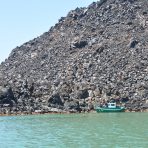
[0,0,148,114]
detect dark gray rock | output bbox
[129,40,139,48]
[64,100,80,111]
[48,93,63,106]
[73,40,88,49]
[0,86,15,107]
[77,90,89,99]
[0,0,148,114]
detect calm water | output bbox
[0,113,148,148]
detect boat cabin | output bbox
[108,102,116,108]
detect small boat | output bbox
[96,102,125,113]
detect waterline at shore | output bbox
[0,109,148,117]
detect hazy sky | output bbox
[0,0,97,63]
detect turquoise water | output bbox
[0,113,148,148]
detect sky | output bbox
[0,0,97,63]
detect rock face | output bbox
[0,0,148,114]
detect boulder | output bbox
[48,94,63,106]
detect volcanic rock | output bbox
[0,0,148,114]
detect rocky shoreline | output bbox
[0,109,148,117]
[0,0,148,114]
[0,106,148,117]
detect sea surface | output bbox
[0,112,148,148]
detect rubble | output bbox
[0,0,148,115]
